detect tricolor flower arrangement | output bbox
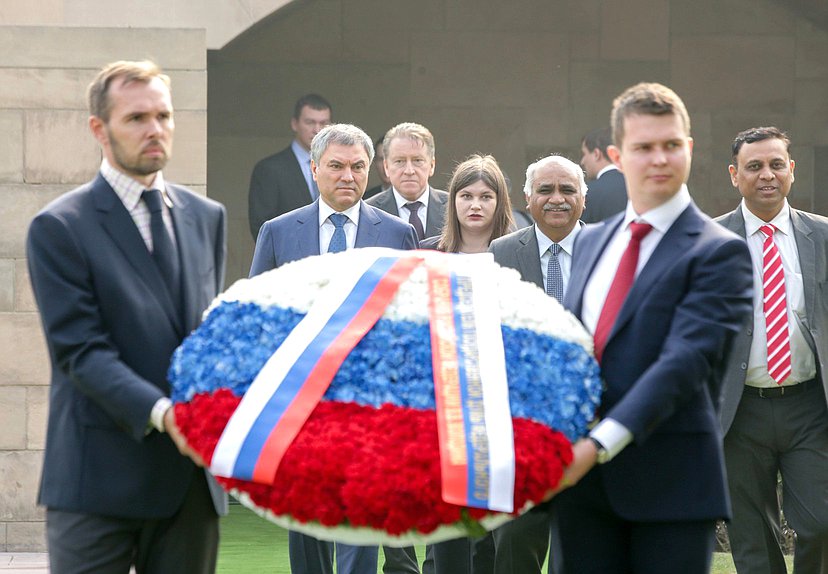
[170,248,601,545]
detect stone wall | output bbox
[0,26,207,552]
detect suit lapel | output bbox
[610,204,701,340]
[294,202,322,258]
[516,227,544,289]
[425,187,447,237]
[791,209,817,325]
[566,214,624,317]
[355,202,381,247]
[92,176,182,336]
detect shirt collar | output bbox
[100,159,168,210]
[596,164,619,179]
[291,140,311,164]
[392,187,429,211]
[622,183,691,233]
[535,221,582,257]
[740,198,792,238]
[318,198,362,227]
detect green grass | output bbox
[217,504,792,573]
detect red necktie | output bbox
[759,224,791,384]
[593,222,653,363]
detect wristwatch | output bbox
[589,436,610,464]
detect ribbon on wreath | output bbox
[209,249,515,512]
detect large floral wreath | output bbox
[170,248,601,545]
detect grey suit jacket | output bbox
[248,145,314,239]
[488,225,544,289]
[364,186,448,238]
[716,206,828,434]
[27,173,228,518]
[249,200,419,276]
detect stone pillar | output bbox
[0,25,207,552]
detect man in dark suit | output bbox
[579,126,627,223]
[482,154,585,573]
[250,123,418,574]
[248,93,332,238]
[364,135,392,199]
[717,127,828,574]
[27,60,227,574]
[365,122,448,241]
[552,83,753,573]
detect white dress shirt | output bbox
[393,187,429,231]
[584,185,692,461]
[741,200,815,387]
[318,199,361,253]
[535,223,581,298]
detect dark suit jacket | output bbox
[249,200,419,276]
[27,173,227,518]
[716,206,828,434]
[248,145,314,239]
[365,186,448,239]
[563,203,752,521]
[582,168,627,224]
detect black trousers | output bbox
[47,471,219,574]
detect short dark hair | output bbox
[582,127,613,159]
[87,60,170,122]
[611,82,690,146]
[731,126,791,161]
[293,93,332,119]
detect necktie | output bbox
[759,224,791,384]
[546,243,564,301]
[405,201,425,241]
[593,222,653,363]
[142,189,181,306]
[327,213,348,253]
[309,160,319,200]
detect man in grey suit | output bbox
[248,93,332,238]
[366,122,448,241]
[249,123,418,574]
[717,126,828,574]
[483,154,586,574]
[579,127,627,223]
[27,60,226,574]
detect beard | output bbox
[108,128,170,177]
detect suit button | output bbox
[740,362,747,370]
[746,328,752,336]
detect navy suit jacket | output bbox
[365,186,448,239]
[27,173,227,518]
[563,202,752,521]
[248,145,314,239]
[249,200,419,276]
[582,168,627,224]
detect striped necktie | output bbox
[759,224,791,384]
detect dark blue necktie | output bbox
[328,213,348,253]
[546,243,563,301]
[405,201,425,240]
[142,189,181,305]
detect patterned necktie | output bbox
[327,213,348,253]
[593,222,653,363]
[142,189,181,305]
[405,201,425,241]
[759,224,791,384]
[546,243,563,301]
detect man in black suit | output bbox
[366,122,448,241]
[27,60,227,574]
[717,127,828,574]
[579,126,627,223]
[248,93,332,238]
[553,83,753,573]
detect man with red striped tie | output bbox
[717,126,828,574]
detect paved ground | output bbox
[0,553,48,573]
